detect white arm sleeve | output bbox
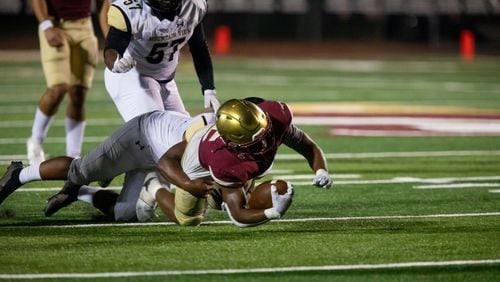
[221,202,270,228]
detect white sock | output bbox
[65,117,85,158]
[18,163,41,184]
[77,185,99,204]
[31,108,54,143]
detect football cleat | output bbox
[27,137,45,166]
[0,161,24,205]
[44,181,81,217]
[135,173,160,222]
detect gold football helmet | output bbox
[216,99,274,155]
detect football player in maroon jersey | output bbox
[141,98,333,227]
[27,0,109,165]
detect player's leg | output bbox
[0,156,73,205]
[78,185,119,218]
[65,21,98,158]
[44,116,155,216]
[65,85,87,158]
[161,80,189,116]
[113,170,149,221]
[104,68,164,122]
[28,25,70,165]
[171,187,207,226]
[156,188,178,223]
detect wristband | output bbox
[203,89,216,96]
[264,208,281,219]
[40,19,53,31]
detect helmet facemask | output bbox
[145,0,182,20]
[227,120,275,159]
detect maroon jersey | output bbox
[47,0,92,21]
[198,100,293,187]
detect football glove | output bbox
[264,182,294,219]
[111,53,135,73]
[312,169,333,189]
[203,89,220,112]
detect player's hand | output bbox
[204,89,220,112]
[45,28,64,48]
[111,54,135,73]
[266,183,294,219]
[185,179,214,198]
[312,169,333,189]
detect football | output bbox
[247,179,290,209]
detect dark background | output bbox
[1,0,499,56]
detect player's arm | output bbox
[103,5,133,72]
[157,141,213,198]
[283,125,333,188]
[96,0,110,37]
[221,181,294,228]
[220,187,271,228]
[31,0,64,47]
[188,23,219,111]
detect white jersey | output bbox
[141,111,215,162]
[180,124,211,180]
[111,0,207,81]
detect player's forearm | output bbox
[308,140,329,173]
[157,157,192,190]
[287,131,329,173]
[223,203,270,228]
[188,24,215,91]
[103,48,119,70]
[32,0,49,23]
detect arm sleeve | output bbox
[283,124,305,147]
[104,5,132,56]
[188,23,215,93]
[104,26,131,57]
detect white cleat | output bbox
[27,137,45,165]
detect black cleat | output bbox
[0,161,24,205]
[44,181,81,217]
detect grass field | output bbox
[0,52,500,281]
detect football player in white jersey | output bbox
[103,0,219,121]
[0,110,215,221]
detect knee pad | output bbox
[173,187,206,226]
[174,208,203,226]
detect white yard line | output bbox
[414,183,500,189]
[285,175,500,186]
[2,150,500,162]
[1,259,499,279]
[276,150,500,160]
[12,175,500,192]
[1,212,499,230]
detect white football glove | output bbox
[111,53,135,73]
[312,169,333,189]
[264,182,294,219]
[203,89,220,112]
